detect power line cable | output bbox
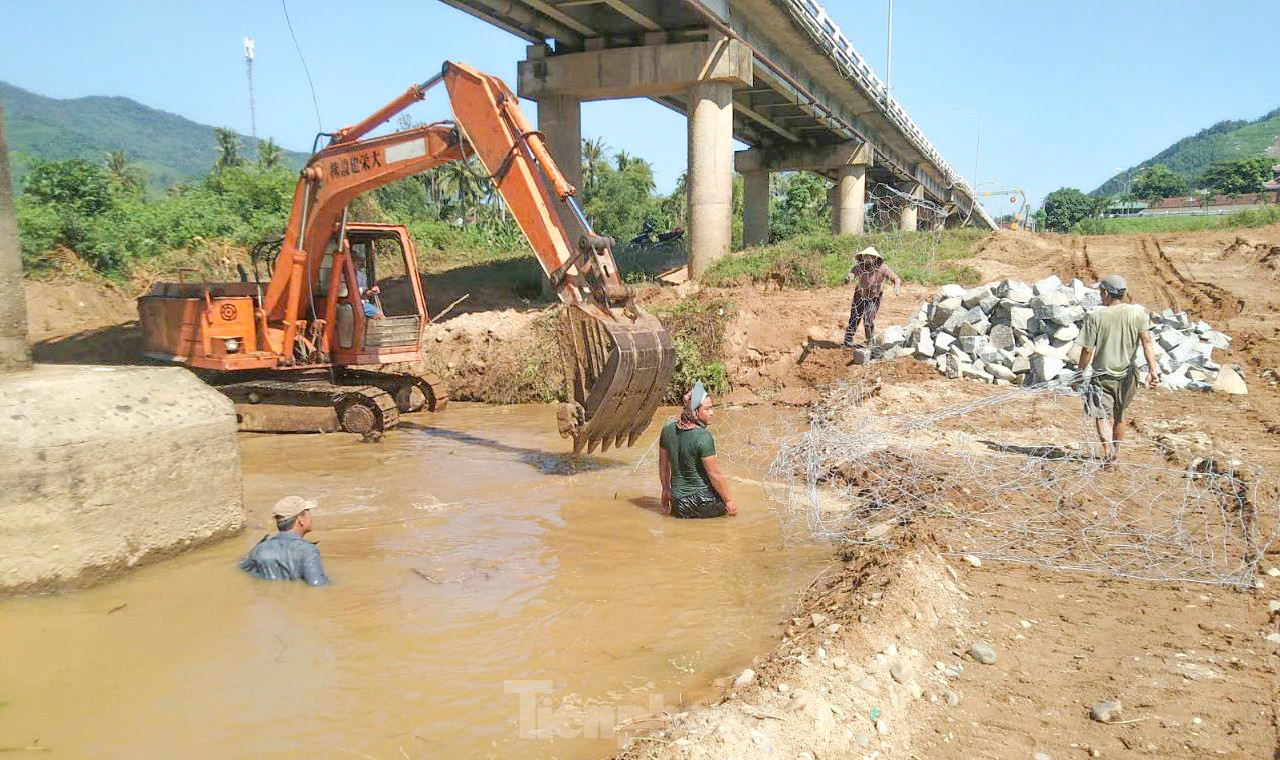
[281,0,322,132]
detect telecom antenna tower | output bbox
[244,36,257,141]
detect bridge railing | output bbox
[781,0,996,229]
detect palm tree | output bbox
[581,136,610,191]
[256,138,283,169]
[103,149,145,194]
[213,127,243,173]
[436,157,483,217]
[614,150,633,172]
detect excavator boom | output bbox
[264,61,674,452]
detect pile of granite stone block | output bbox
[870,275,1234,391]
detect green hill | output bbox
[0,80,308,192]
[1093,106,1280,196]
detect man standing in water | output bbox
[658,381,737,518]
[843,248,902,348]
[1075,274,1160,463]
[238,496,330,585]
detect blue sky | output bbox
[1,1,1276,216]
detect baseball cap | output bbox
[1095,274,1127,295]
[272,496,317,525]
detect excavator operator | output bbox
[351,244,382,318]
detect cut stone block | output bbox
[1033,274,1063,295]
[1053,323,1080,342]
[1005,285,1034,304]
[986,362,1017,382]
[959,335,988,354]
[941,284,967,299]
[989,324,1015,350]
[934,332,956,351]
[959,321,989,338]
[1029,354,1066,384]
[1008,307,1034,333]
[1212,365,1247,395]
[881,325,906,346]
[961,285,991,308]
[978,294,1000,314]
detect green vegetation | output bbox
[1094,106,1280,195]
[1042,188,1106,233]
[1131,164,1187,201]
[702,229,984,289]
[1072,205,1280,234]
[650,299,733,403]
[1,79,308,191]
[1200,156,1275,195]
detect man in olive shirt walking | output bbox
[1074,275,1160,463]
[658,381,737,518]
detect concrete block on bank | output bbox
[0,365,245,593]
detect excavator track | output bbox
[216,377,400,435]
[338,369,449,413]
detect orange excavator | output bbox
[138,62,674,453]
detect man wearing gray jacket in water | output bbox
[238,496,330,586]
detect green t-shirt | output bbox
[1075,303,1151,378]
[659,420,717,499]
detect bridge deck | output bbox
[437,0,995,228]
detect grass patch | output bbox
[1073,205,1280,235]
[703,229,984,289]
[650,298,734,403]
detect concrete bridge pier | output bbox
[535,92,583,234]
[898,182,924,232]
[518,34,752,278]
[737,140,870,243]
[742,170,770,247]
[686,80,734,277]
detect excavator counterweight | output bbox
[137,62,674,450]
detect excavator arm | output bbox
[261,61,674,453]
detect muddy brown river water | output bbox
[1,403,828,759]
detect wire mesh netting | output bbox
[760,373,1278,589]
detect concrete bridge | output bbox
[438,0,997,276]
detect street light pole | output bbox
[885,0,894,101]
[955,106,980,191]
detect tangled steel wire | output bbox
[764,376,1278,589]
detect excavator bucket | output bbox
[557,303,675,454]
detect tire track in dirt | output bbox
[1147,237,1245,320]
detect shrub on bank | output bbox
[703,229,984,289]
[651,298,733,403]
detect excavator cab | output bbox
[321,224,427,366]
